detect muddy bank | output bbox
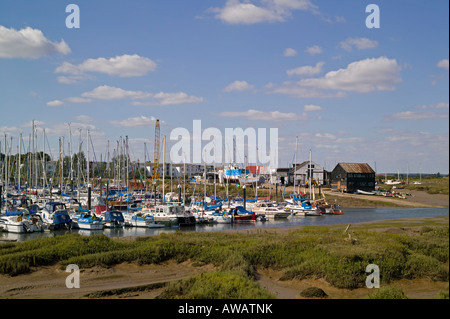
[323,190,449,208]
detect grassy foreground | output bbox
[0,218,448,298]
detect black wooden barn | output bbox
[330,163,375,193]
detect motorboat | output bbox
[124,211,165,228]
[103,210,125,228]
[153,204,196,227]
[71,212,104,230]
[38,202,73,230]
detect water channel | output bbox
[1,207,448,243]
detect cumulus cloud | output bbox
[287,62,325,76]
[270,57,401,98]
[48,85,205,107]
[283,48,298,57]
[81,85,152,100]
[415,102,449,109]
[222,80,255,92]
[437,59,449,70]
[339,37,378,51]
[111,116,161,127]
[304,104,323,112]
[75,115,94,123]
[299,56,402,93]
[305,45,323,56]
[210,0,317,25]
[46,100,65,107]
[132,92,205,106]
[218,109,307,121]
[384,111,449,121]
[269,83,346,98]
[0,25,70,58]
[55,54,157,83]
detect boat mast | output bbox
[87,129,90,187]
[69,123,73,194]
[4,134,7,194]
[162,135,166,204]
[59,137,62,195]
[77,129,81,203]
[42,129,46,192]
[294,136,298,195]
[18,133,22,194]
[214,141,216,199]
[309,149,312,199]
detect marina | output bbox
[1,206,448,242]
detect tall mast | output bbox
[42,129,46,190]
[126,135,129,192]
[309,149,312,199]
[162,135,166,204]
[18,133,22,193]
[86,129,90,187]
[69,123,73,193]
[294,136,298,195]
[4,134,7,193]
[59,137,62,192]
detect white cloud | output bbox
[437,59,449,70]
[81,85,152,100]
[21,120,45,128]
[0,25,70,58]
[133,92,205,106]
[75,115,94,123]
[304,104,323,112]
[111,116,161,127]
[223,80,255,92]
[210,0,316,25]
[55,54,157,83]
[53,85,204,106]
[283,48,298,57]
[315,132,335,139]
[299,57,402,93]
[385,111,449,121]
[415,102,449,109]
[339,37,378,51]
[305,45,322,56]
[287,62,324,76]
[269,83,346,98]
[65,97,92,103]
[46,100,65,107]
[218,109,307,121]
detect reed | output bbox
[1,221,448,295]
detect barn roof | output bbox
[337,163,374,173]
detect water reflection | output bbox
[1,207,448,242]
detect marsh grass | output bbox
[1,220,448,297]
[367,286,408,299]
[156,271,275,299]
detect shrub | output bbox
[367,286,407,299]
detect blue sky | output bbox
[0,0,448,174]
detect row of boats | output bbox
[0,191,343,234]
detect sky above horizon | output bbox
[0,0,448,174]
